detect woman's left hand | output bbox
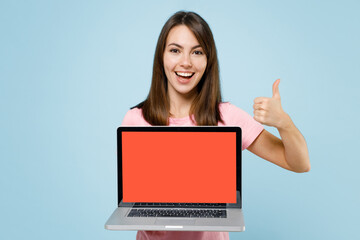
[253,79,291,130]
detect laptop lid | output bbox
[117,126,242,208]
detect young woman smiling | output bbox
[122,11,310,240]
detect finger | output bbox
[253,109,266,117]
[254,97,267,104]
[253,103,264,110]
[253,114,264,124]
[272,79,281,99]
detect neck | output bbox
[168,89,197,119]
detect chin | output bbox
[175,86,198,96]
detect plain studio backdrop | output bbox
[1,0,359,239]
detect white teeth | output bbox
[176,72,194,77]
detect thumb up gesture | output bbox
[253,79,290,129]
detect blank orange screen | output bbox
[122,132,236,203]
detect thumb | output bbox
[272,79,281,99]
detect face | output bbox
[163,25,207,100]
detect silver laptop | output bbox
[105,126,245,232]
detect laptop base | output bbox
[105,207,245,232]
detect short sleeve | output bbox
[219,102,264,150]
[121,108,150,126]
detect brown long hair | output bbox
[134,11,223,126]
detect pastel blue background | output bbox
[1,0,359,239]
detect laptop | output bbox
[105,126,245,231]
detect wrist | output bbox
[277,113,293,131]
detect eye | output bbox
[170,48,180,53]
[193,50,203,55]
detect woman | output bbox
[122,11,310,240]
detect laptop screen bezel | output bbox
[117,126,242,208]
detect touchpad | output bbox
[155,218,196,226]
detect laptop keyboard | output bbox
[128,208,227,218]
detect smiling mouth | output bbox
[175,72,195,78]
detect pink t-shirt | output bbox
[121,102,264,240]
[122,102,263,150]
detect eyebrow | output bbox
[167,43,202,50]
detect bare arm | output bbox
[247,79,310,173]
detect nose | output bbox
[180,54,192,68]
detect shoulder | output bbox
[219,102,252,124]
[121,107,150,126]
